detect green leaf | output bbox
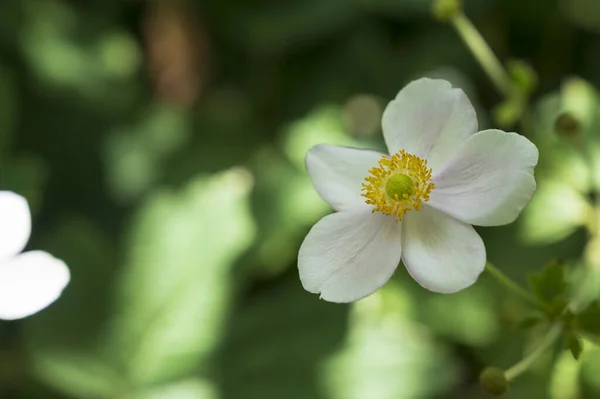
[31,350,125,399]
[528,260,568,308]
[105,169,256,386]
[564,333,583,361]
[573,301,600,336]
[129,379,216,399]
[520,180,591,245]
[516,316,546,330]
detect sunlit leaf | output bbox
[130,378,217,399]
[105,169,255,386]
[520,180,592,245]
[421,285,499,346]
[323,290,457,399]
[550,350,581,399]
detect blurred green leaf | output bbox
[517,316,546,330]
[127,379,217,399]
[574,301,600,337]
[104,105,191,204]
[528,260,568,308]
[25,216,117,347]
[520,180,592,245]
[323,290,458,399]
[421,285,499,346]
[31,350,125,399]
[105,169,256,386]
[216,278,348,399]
[564,333,583,360]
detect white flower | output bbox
[0,191,70,319]
[298,78,538,302]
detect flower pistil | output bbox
[362,150,435,221]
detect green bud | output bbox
[555,112,581,137]
[479,367,508,396]
[493,98,522,129]
[507,59,538,95]
[432,0,461,22]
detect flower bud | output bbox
[507,59,538,95]
[555,112,581,137]
[479,367,508,396]
[432,0,461,22]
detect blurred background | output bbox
[1,0,600,398]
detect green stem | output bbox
[504,323,562,381]
[451,13,513,97]
[485,262,545,310]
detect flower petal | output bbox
[0,191,32,261]
[0,250,70,320]
[428,129,539,226]
[298,210,402,303]
[306,144,385,211]
[381,78,478,171]
[402,206,485,293]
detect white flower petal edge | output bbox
[0,191,32,261]
[0,250,70,320]
[381,78,478,171]
[428,129,539,227]
[306,144,385,211]
[402,206,486,293]
[298,210,402,303]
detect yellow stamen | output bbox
[362,150,435,222]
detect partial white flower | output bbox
[299,78,538,302]
[0,191,70,319]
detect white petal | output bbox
[402,206,485,293]
[428,130,539,226]
[298,210,402,303]
[306,144,385,211]
[0,250,70,320]
[0,191,32,261]
[381,78,478,171]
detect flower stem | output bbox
[504,323,562,381]
[484,262,545,310]
[451,12,514,97]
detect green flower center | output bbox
[385,173,414,200]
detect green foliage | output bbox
[1,0,600,398]
[516,315,545,330]
[30,351,126,399]
[564,333,583,361]
[105,169,255,386]
[528,260,568,314]
[573,301,600,337]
